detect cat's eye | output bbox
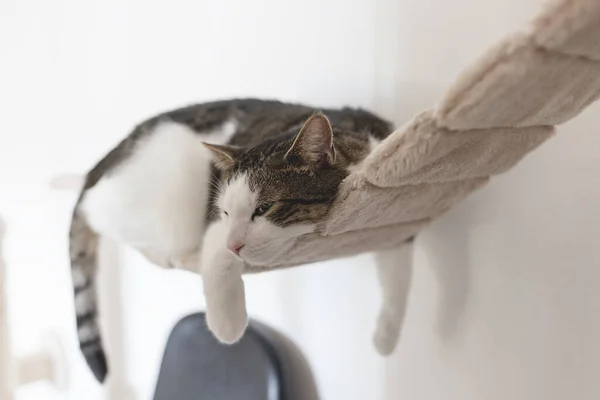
[223,211,229,216]
[252,204,272,219]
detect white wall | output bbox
[2,0,599,400]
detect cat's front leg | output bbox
[200,220,248,344]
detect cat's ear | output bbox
[285,113,335,167]
[203,143,242,170]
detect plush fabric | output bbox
[255,0,600,272]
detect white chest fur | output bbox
[80,120,235,267]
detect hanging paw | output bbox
[203,270,249,344]
[206,302,248,344]
[372,309,402,356]
[204,263,248,344]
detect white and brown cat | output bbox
[69,99,414,382]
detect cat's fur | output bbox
[69,99,413,383]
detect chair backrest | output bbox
[153,313,319,400]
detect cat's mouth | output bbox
[230,251,244,262]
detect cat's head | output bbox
[204,113,347,265]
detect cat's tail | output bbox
[69,205,108,383]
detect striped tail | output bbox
[69,206,108,383]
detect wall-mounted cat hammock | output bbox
[240,0,600,348]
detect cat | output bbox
[69,98,414,383]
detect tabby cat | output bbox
[69,99,413,383]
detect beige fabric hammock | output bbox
[260,0,600,271]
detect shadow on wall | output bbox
[421,210,473,343]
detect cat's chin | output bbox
[230,252,244,262]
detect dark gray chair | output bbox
[153,312,319,400]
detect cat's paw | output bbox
[372,311,402,356]
[206,307,248,344]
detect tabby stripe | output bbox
[80,338,101,350]
[275,204,297,222]
[76,310,96,326]
[74,279,92,295]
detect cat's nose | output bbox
[228,242,245,255]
